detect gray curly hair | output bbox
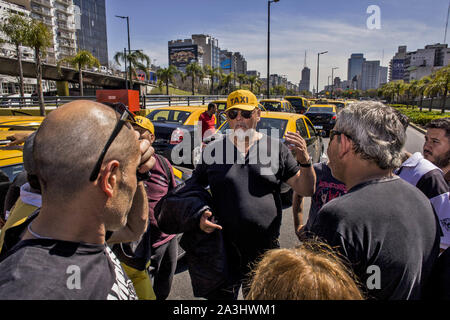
[334,101,406,169]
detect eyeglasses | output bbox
[329,129,352,142]
[89,102,136,182]
[226,109,255,120]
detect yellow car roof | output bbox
[0,116,44,130]
[309,104,336,108]
[259,111,306,120]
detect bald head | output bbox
[34,100,139,197]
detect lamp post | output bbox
[116,15,131,90]
[331,67,338,98]
[267,0,280,98]
[316,51,328,98]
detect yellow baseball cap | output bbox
[134,116,154,135]
[226,89,258,111]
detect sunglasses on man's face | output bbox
[226,109,255,120]
[89,102,136,182]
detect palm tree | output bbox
[255,79,263,95]
[25,20,52,116]
[203,65,222,95]
[424,78,441,112]
[114,50,150,90]
[417,76,431,111]
[185,62,204,95]
[237,73,248,89]
[392,80,405,103]
[247,75,258,93]
[433,65,450,113]
[220,72,234,94]
[0,13,29,99]
[57,50,100,96]
[156,65,179,95]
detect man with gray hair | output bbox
[303,101,441,300]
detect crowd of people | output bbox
[0,89,448,300]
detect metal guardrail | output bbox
[0,94,285,110]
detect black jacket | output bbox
[154,178,229,298]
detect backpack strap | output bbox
[155,154,174,191]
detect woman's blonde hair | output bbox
[246,240,364,300]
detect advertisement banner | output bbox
[169,45,198,67]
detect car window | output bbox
[219,118,288,139]
[216,102,227,112]
[304,118,317,138]
[261,101,281,112]
[306,107,335,113]
[296,119,309,138]
[147,110,191,123]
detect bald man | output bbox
[0,101,155,300]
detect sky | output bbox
[105,0,450,91]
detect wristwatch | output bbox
[298,158,312,167]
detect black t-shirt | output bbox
[193,134,299,250]
[0,238,138,300]
[305,177,441,300]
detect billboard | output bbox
[169,45,198,68]
[220,51,232,71]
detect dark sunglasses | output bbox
[329,129,352,142]
[226,109,255,120]
[89,102,136,182]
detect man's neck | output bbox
[22,200,106,245]
[441,163,450,176]
[344,160,394,190]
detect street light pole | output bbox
[116,15,131,90]
[331,67,338,98]
[316,51,328,98]
[267,0,279,98]
[123,47,128,90]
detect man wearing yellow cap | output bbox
[189,89,316,299]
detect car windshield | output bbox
[306,107,335,113]
[219,117,288,139]
[261,101,281,111]
[329,102,345,109]
[147,110,191,124]
[285,98,304,108]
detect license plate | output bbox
[314,125,323,129]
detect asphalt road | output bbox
[165,126,425,300]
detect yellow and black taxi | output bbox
[284,96,310,114]
[259,99,294,113]
[304,104,338,136]
[326,99,347,111]
[145,106,209,168]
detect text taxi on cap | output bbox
[226,90,259,111]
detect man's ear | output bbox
[338,134,353,159]
[255,108,261,122]
[99,160,120,197]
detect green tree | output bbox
[220,72,234,94]
[57,50,100,96]
[114,50,150,90]
[0,13,29,99]
[203,65,222,95]
[156,65,179,95]
[185,62,204,95]
[424,78,441,112]
[417,76,432,111]
[237,73,248,89]
[255,79,264,95]
[433,65,450,113]
[392,80,406,103]
[247,75,258,93]
[25,20,52,116]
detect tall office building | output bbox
[192,34,220,69]
[299,67,310,92]
[73,0,108,65]
[360,60,380,90]
[347,53,365,84]
[389,46,407,82]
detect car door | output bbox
[302,117,322,163]
[296,118,316,162]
